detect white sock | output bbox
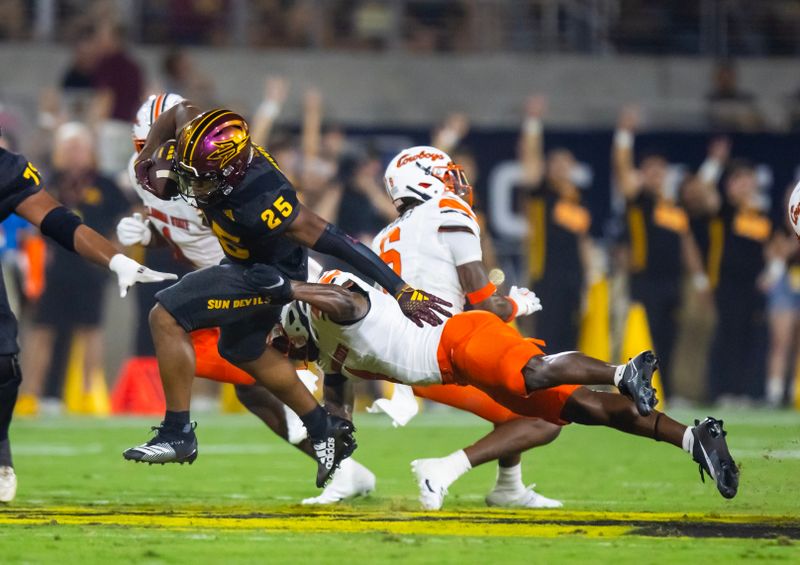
[613,364,626,387]
[494,463,524,491]
[766,378,785,403]
[440,450,472,487]
[682,427,694,455]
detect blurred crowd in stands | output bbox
[3,0,800,57]
[0,5,799,415]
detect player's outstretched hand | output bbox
[116,213,152,246]
[109,254,178,298]
[395,285,452,328]
[508,285,542,317]
[243,263,294,305]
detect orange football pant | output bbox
[190,328,256,386]
[412,384,521,424]
[434,311,579,425]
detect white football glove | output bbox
[507,285,542,318]
[109,253,178,298]
[366,384,419,428]
[116,213,152,246]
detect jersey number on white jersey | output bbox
[378,226,402,276]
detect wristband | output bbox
[257,100,280,120]
[766,259,786,280]
[699,159,723,184]
[523,118,542,136]
[504,296,519,323]
[614,130,633,149]
[466,282,497,305]
[691,273,710,292]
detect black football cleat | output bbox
[312,415,357,488]
[692,417,739,499]
[618,350,658,416]
[123,422,198,465]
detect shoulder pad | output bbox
[436,196,480,235]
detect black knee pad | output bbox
[0,355,21,390]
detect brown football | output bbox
[147,139,179,200]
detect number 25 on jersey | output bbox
[261,196,293,230]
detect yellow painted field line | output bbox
[0,511,630,538]
[3,506,793,524]
[0,506,796,539]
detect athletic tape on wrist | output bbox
[466,282,496,305]
[504,296,519,322]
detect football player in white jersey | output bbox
[119,93,224,269]
[250,266,738,506]
[116,94,374,503]
[370,146,561,508]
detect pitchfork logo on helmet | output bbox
[208,136,250,169]
[384,145,474,207]
[174,109,253,207]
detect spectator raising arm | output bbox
[301,88,341,220]
[695,137,729,215]
[432,113,469,154]
[518,95,546,188]
[302,88,323,177]
[251,76,289,148]
[613,106,642,200]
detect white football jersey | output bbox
[372,193,481,314]
[311,271,444,385]
[127,155,224,269]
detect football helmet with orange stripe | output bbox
[173,109,252,206]
[788,179,800,238]
[132,93,185,153]
[384,145,473,208]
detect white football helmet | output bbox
[132,93,185,152]
[281,301,316,347]
[384,145,474,207]
[307,257,323,282]
[276,259,323,355]
[384,146,454,204]
[788,179,800,238]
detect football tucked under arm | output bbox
[134,140,180,199]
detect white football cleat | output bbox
[411,458,451,511]
[301,458,375,505]
[485,484,562,509]
[0,466,17,503]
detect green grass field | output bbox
[1,407,799,563]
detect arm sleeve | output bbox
[438,229,483,266]
[312,223,405,295]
